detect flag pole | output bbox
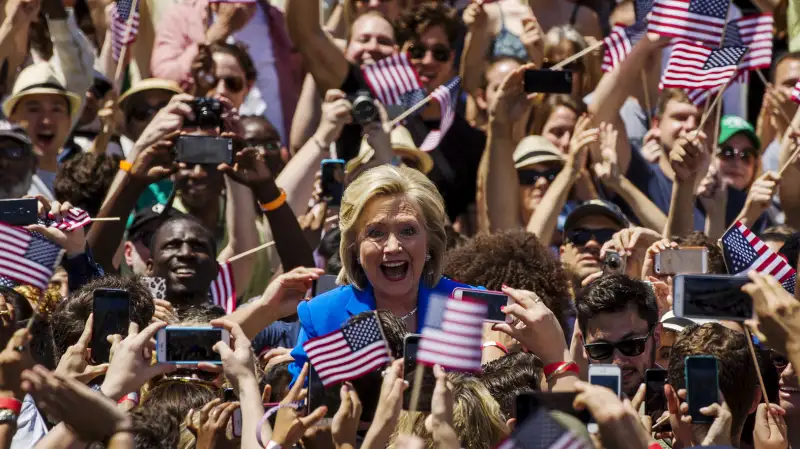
[551,39,605,71]
[113,0,140,86]
[390,93,434,128]
[227,241,276,263]
[641,69,652,127]
[753,69,796,127]
[407,364,425,415]
[744,327,771,407]
[778,144,800,177]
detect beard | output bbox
[0,172,33,199]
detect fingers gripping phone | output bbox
[655,247,709,275]
[223,388,243,437]
[645,368,670,431]
[156,326,230,364]
[588,364,621,433]
[523,69,573,94]
[673,274,753,321]
[685,355,719,424]
[402,334,436,412]
[92,289,131,364]
[452,288,511,323]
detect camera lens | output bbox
[350,90,378,125]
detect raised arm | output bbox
[664,133,707,237]
[219,175,260,294]
[0,0,37,95]
[460,2,492,95]
[285,0,350,93]
[778,119,800,228]
[45,0,94,115]
[289,74,324,155]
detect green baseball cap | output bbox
[718,115,760,149]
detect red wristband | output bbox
[0,397,22,415]
[482,341,509,354]
[543,361,580,378]
[648,443,662,449]
[117,392,139,405]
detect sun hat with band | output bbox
[512,136,565,170]
[718,115,761,149]
[118,78,183,110]
[346,125,434,175]
[2,63,82,119]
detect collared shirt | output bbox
[11,395,47,449]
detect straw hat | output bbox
[3,63,83,118]
[512,136,564,170]
[118,78,183,109]
[346,126,434,174]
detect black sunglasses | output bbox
[565,227,617,246]
[717,146,757,163]
[407,43,451,63]
[518,167,561,185]
[129,102,169,121]
[245,138,281,152]
[211,75,245,94]
[771,351,789,372]
[584,329,653,360]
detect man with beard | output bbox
[575,274,660,399]
[560,200,628,284]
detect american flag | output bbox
[634,0,654,23]
[721,221,796,293]
[362,53,425,107]
[648,0,731,46]
[110,0,140,62]
[39,208,92,232]
[0,223,64,291]
[209,261,236,313]
[660,41,747,90]
[602,21,647,72]
[302,312,391,387]
[723,14,773,72]
[497,407,591,449]
[417,294,487,372]
[419,77,460,151]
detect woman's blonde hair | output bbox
[544,25,602,99]
[391,373,510,449]
[337,165,447,290]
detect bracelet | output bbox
[543,362,580,382]
[266,442,282,449]
[482,341,508,354]
[259,189,287,212]
[257,402,301,448]
[119,160,133,172]
[0,398,22,415]
[311,136,328,151]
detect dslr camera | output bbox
[184,97,223,129]
[347,90,378,125]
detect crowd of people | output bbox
[1,0,800,448]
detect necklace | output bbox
[400,307,418,320]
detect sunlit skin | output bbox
[9,94,71,172]
[653,99,714,154]
[210,52,251,109]
[345,14,396,66]
[774,58,800,118]
[402,25,454,93]
[717,133,757,190]
[560,215,621,281]
[542,106,578,154]
[357,194,428,322]
[351,0,400,21]
[584,306,660,398]
[518,161,562,223]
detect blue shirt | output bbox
[288,276,476,381]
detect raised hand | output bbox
[260,267,324,322]
[670,132,708,183]
[362,359,406,449]
[271,363,328,448]
[152,299,178,324]
[210,319,257,393]
[742,272,800,356]
[0,329,32,400]
[186,399,241,449]
[127,140,178,184]
[332,383,362,449]
[461,1,487,29]
[520,16,544,65]
[743,171,779,217]
[134,94,195,153]
[316,90,354,148]
[6,0,41,25]
[593,122,620,188]
[207,1,257,40]
[567,114,599,174]
[55,314,109,383]
[219,146,274,187]
[641,128,663,164]
[572,381,652,449]
[425,365,459,449]
[489,64,537,124]
[753,402,788,449]
[26,196,86,257]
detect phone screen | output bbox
[523,69,573,94]
[685,356,719,424]
[403,334,435,412]
[164,328,224,363]
[92,289,130,364]
[590,374,620,396]
[457,290,508,322]
[679,275,752,321]
[645,369,669,428]
[657,248,707,274]
[0,198,38,226]
[515,392,591,425]
[321,159,345,206]
[175,135,233,165]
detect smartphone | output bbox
[685,355,719,424]
[307,365,338,423]
[515,392,591,425]
[321,159,345,206]
[155,326,230,364]
[523,69,573,94]
[588,364,621,432]
[174,135,233,165]
[312,274,338,297]
[221,388,242,437]
[0,198,37,226]
[655,247,709,275]
[402,334,435,412]
[452,288,510,323]
[673,274,753,321]
[91,289,131,364]
[645,368,670,430]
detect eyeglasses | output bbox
[717,146,757,164]
[129,102,169,121]
[565,227,617,246]
[771,351,789,372]
[244,138,281,152]
[518,167,561,185]
[211,75,245,94]
[584,329,653,360]
[407,43,451,63]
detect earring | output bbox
[425,253,431,262]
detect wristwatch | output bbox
[0,409,18,424]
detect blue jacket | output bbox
[288,276,473,380]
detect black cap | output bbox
[127,204,183,248]
[563,200,629,233]
[0,125,32,148]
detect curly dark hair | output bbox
[673,231,726,274]
[479,352,543,418]
[443,230,573,333]
[54,152,121,217]
[393,1,461,48]
[210,41,257,82]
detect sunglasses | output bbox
[518,167,561,185]
[129,102,169,121]
[717,146,757,163]
[211,75,245,94]
[584,329,653,360]
[244,138,281,152]
[771,351,789,372]
[407,43,451,63]
[565,227,617,246]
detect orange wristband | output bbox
[119,160,133,172]
[259,189,287,212]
